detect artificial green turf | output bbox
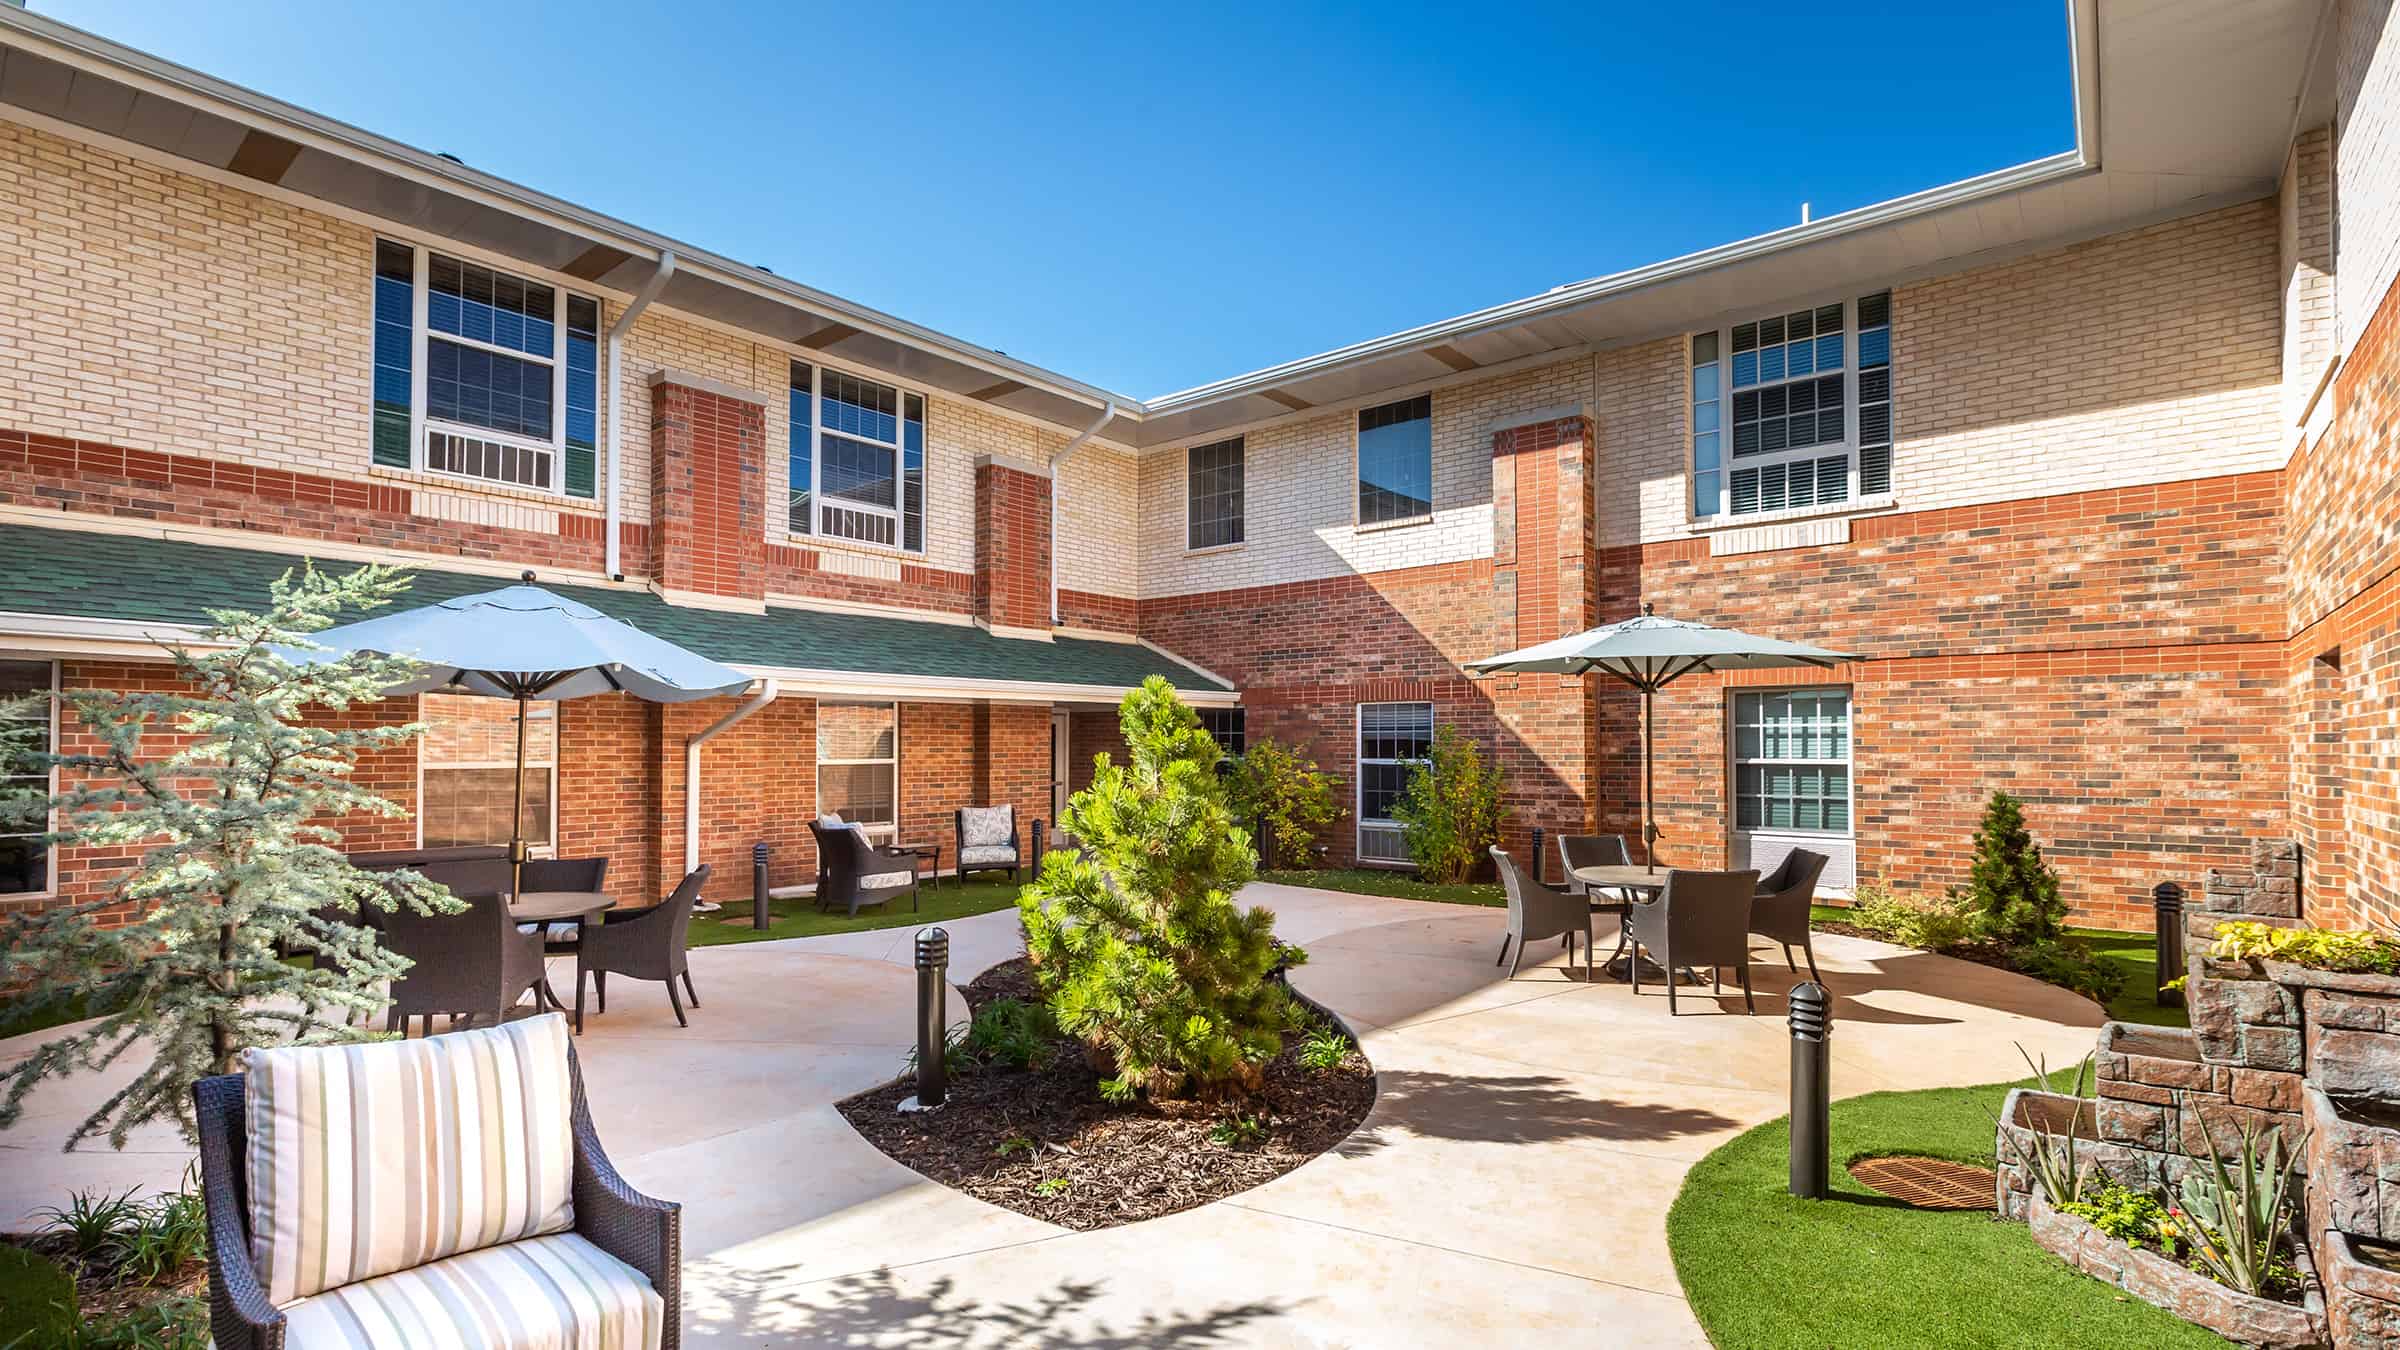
[1810,905,2188,1030]
[683,879,1028,947]
[0,1245,78,1347]
[1258,868,1503,906]
[1666,1076,2227,1349]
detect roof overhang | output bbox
[1131,0,2330,447]
[0,6,1149,445]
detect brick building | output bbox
[1,1,2396,931]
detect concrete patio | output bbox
[0,882,2104,1347]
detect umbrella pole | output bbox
[1643,683,1657,873]
[510,690,529,903]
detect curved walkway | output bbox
[0,883,2104,1347]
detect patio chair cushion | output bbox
[959,844,1017,866]
[276,1232,664,1349]
[243,1014,577,1306]
[959,805,1014,849]
[516,921,580,942]
[816,813,845,830]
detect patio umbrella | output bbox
[300,571,753,899]
[1465,604,1853,872]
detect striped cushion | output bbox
[244,1015,577,1306]
[277,1232,664,1349]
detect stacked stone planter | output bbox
[1994,838,2400,1346]
[2029,1195,2328,1347]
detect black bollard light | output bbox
[2154,881,2186,1010]
[1788,980,1831,1199]
[902,926,950,1112]
[1030,817,1045,863]
[751,842,770,931]
[1531,826,1546,884]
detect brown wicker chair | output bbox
[1491,847,1594,982]
[1748,847,1831,982]
[1626,868,1763,1014]
[573,865,709,1033]
[377,891,548,1036]
[191,1037,680,1350]
[807,818,923,918]
[516,855,611,955]
[1556,833,1634,970]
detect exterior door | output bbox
[1050,708,1072,824]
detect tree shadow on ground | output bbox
[685,1263,1294,1348]
[1335,1067,1740,1157]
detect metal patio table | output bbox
[512,890,616,1011]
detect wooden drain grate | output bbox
[1849,1155,1997,1210]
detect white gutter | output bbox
[605,252,676,580]
[1047,400,1117,625]
[685,678,779,875]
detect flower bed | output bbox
[2028,1195,2327,1348]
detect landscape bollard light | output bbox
[901,926,949,1112]
[751,842,770,931]
[2154,881,2186,1010]
[1030,817,1045,863]
[1788,980,1831,1199]
[1531,826,1546,884]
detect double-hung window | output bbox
[419,694,555,851]
[0,659,56,897]
[789,361,926,552]
[1186,436,1245,549]
[1356,702,1433,864]
[1357,394,1433,525]
[818,702,900,838]
[1197,706,1247,758]
[373,239,600,497]
[1691,291,1891,517]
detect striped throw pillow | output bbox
[244,1014,577,1306]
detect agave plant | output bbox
[2171,1096,2305,1297]
[1987,1046,2093,1208]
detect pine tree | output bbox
[0,563,456,1150]
[1962,789,2067,946]
[1017,676,1302,1101]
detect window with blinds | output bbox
[1692,292,1892,517]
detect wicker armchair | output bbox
[1625,868,1762,1014]
[1491,847,1594,982]
[1748,847,1831,982]
[378,891,548,1035]
[1555,833,1634,970]
[192,1032,680,1350]
[574,865,709,1033]
[953,804,1023,883]
[517,855,611,954]
[807,818,923,918]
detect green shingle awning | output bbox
[0,523,1227,700]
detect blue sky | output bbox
[50,1,2074,398]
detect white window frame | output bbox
[789,363,928,556]
[817,700,901,840]
[0,658,59,899]
[1730,688,1854,837]
[1693,293,1890,519]
[1184,435,1246,551]
[1355,701,1434,867]
[1354,393,1436,528]
[402,242,576,497]
[414,696,559,855]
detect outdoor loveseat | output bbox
[193,1014,680,1349]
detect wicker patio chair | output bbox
[574,865,709,1033]
[1626,868,1763,1014]
[1491,846,1594,982]
[953,804,1023,883]
[377,891,548,1036]
[1556,833,1635,969]
[807,817,923,918]
[1748,847,1831,983]
[192,1017,680,1350]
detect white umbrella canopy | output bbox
[300,574,755,896]
[1468,605,1853,871]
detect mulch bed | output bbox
[836,959,1376,1231]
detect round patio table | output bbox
[511,891,615,1012]
[1568,866,1691,984]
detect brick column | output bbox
[1488,413,1601,854]
[973,453,1053,635]
[648,369,767,604]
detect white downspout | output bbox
[1046,399,1116,625]
[605,251,677,581]
[685,678,778,875]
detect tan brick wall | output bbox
[2282,127,2338,429]
[1055,443,1138,601]
[2336,0,2400,355]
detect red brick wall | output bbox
[648,381,765,601]
[1057,589,1139,634]
[1489,416,1603,855]
[556,692,663,903]
[0,428,647,573]
[766,543,978,615]
[2283,270,2400,929]
[974,459,1053,631]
